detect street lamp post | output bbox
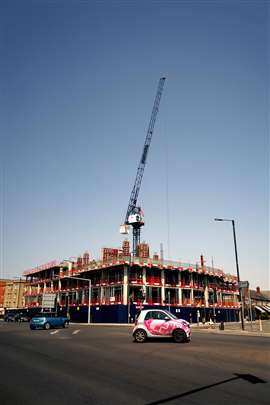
[66,276,92,324]
[214,218,245,331]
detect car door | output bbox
[47,314,56,327]
[55,316,63,327]
[144,311,169,336]
[53,315,61,327]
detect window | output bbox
[163,310,177,320]
[144,311,153,320]
[152,311,168,320]
[145,310,169,320]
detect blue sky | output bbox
[1,1,269,289]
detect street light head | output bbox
[214,218,233,222]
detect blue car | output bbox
[30,313,69,330]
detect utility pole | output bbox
[214,218,245,330]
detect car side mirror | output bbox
[164,316,170,321]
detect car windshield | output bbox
[163,310,178,320]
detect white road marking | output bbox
[72,329,80,335]
[50,330,60,335]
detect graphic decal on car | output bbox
[144,319,189,336]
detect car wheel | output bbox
[44,322,50,330]
[133,329,147,343]
[173,328,187,343]
[63,321,69,328]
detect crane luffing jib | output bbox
[124,77,166,224]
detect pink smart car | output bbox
[133,309,191,343]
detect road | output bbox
[0,322,269,405]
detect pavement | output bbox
[191,319,270,337]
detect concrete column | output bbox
[178,288,182,305]
[142,267,146,284]
[218,292,222,304]
[190,272,193,287]
[82,288,85,305]
[57,279,61,305]
[190,288,194,304]
[161,269,165,305]
[142,267,147,303]
[100,286,105,304]
[123,265,128,305]
[204,286,209,307]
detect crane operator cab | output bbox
[128,213,144,226]
[120,208,145,234]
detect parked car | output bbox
[4,313,17,322]
[133,309,191,343]
[30,313,69,330]
[17,313,30,322]
[4,312,30,322]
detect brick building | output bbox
[3,279,26,309]
[242,286,270,319]
[0,279,12,317]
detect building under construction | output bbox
[23,240,240,323]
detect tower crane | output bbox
[120,77,166,256]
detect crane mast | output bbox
[120,77,166,256]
